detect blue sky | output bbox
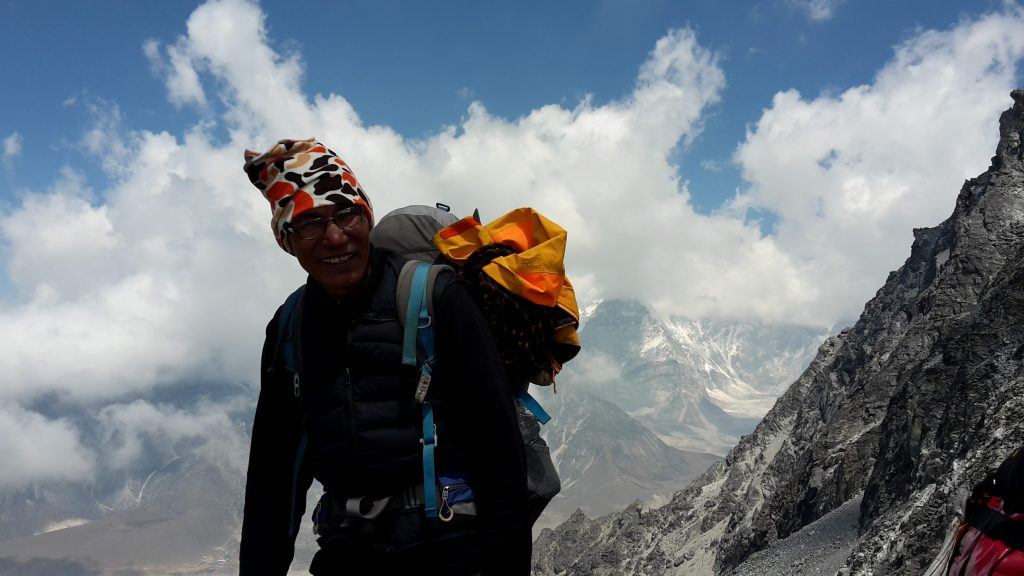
[2,0,1008,214]
[1,0,1024,490]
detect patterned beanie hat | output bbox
[243,138,374,251]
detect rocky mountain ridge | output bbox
[536,391,720,534]
[532,89,1024,575]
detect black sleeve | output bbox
[239,310,314,576]
[434,279,532,576]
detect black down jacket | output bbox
[240,248,530,575]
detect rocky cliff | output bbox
[532,89,1024,575]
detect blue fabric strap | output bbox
[402,264,430,367]
[516,389,552,425]
[408,263,437,404]
[279,286,305,375]
[422,402,437,518]
[416,282,435,362]
[404,262,440,518]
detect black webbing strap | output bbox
[966,504,1024,550]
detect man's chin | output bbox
[315,270,367,299]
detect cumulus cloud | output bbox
[145,38,209,109]
[0,404,94,489]
[0,396,249,492]
[0,0,1022,489]
[732,6,1024,324]
[1,169,115,297]
[0,129,303,404]
[98,398,250,474]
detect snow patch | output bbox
[34,518,92,535]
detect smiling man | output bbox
[286,204,371,299]
[239,139,530,575]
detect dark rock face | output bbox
[848,88,1024,575]
[532,90,1024,575]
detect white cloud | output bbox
[0,0,1023,490]
[0,396,249,490]
[0,404,94,489]
[700,159,726,172]
[1,169,116,297]
[3,132,22,162]
[78,100,137,177]
[98,399,250,473]
[145,37,209,109]
[0,129,303,403]
[787,0,844,22]
[732,6,1024,324]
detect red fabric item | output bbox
[947,497,1024,575]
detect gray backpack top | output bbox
[369,204,459,262]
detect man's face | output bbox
[286,204,371,299]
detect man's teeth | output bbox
[324,255,353,264]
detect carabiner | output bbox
[438,485,454,522]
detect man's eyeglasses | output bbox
[287,207,364,240]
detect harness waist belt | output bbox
[313,484,426,535]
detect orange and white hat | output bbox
[243,138,374,252]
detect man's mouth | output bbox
[323,254,354,265]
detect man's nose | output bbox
[322,219,350,244]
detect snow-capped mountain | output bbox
[555,299,827,454]
[526,297,828,536]
[532,89,1024,576]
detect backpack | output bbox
[275,204,580,527]
[935,446,1024,576]
[371,204,581,524]
[371,204,581,385]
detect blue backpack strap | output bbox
[277,286,306,395]
[400,262,441,519]
[516,389,552,425]
[274,285,308,538]
[398,261,423,367]
[400,262,439,402]
[421,402,438,519]
[397,261,554,427]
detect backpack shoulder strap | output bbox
[396,260,419,365]
[276,285,306,399]
[397,261,451,366]
[516,389,552,425]
[397,260,443,519]
[397,262,449,336]
[274,285,308,538]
